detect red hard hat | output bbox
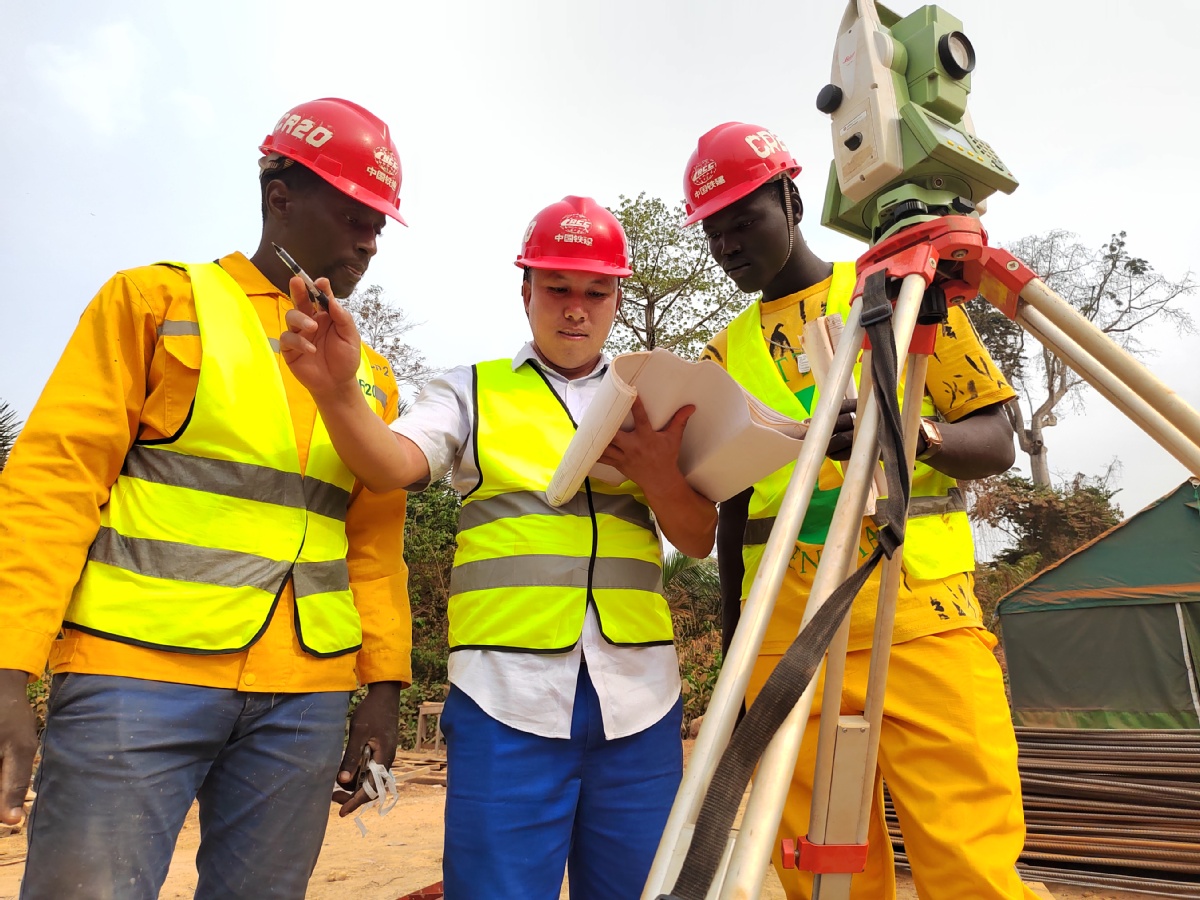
[515,196,632,277]
[260,98,406,225]
[681,122,801,226]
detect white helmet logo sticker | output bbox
[556,214,593,247]
[559,214,592,235]
[373,147,399,176]
[691,159,717,185]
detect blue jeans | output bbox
[21,674,350,900]
[441,665,684,900]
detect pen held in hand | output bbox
[272,242,331,311]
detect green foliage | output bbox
[678,626,722,732]
[970,471,1122,565]
[969,471,1122,627]
[348,478,462,750]
[27,674,49,734]
[0,399,21,472]
[608,193,744,359]
[404,477,459,688]
[662,551,723,733]
[972,556,1041,629]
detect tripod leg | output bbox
[809,352,931,900]
[809,349,877,847]
[642,300,870,899]
[1016,304,1200,474]
[723,385,882,900]
[715,274,928,900]
[1019,278,1200,455]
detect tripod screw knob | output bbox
[781,838,798,869]
[816,84,843,114]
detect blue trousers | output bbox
[441,666,684,900]
[21,674,349,900]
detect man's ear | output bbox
[615,284,623,313]
[264,179,292,224]
[789,180,804,223]
[521,277,532,316]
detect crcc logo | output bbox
[691,159,717,185]
[556,214,594,246]
[373,147,399,176]
[559,214,592,235]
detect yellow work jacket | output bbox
[727,262,975,598]
[64,262,380,657]
[447,359,672,652]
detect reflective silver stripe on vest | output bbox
[293,559,351,598]
[457,490,654,533]
[157,320,201,338]
[156,321,279,353]
[909,488,967,517]
[743,517,775,547]
[123,445,350,521]
[88,526,292,591]
[450,555,663,595]
[302,477,352,522]
[742,488,967,547]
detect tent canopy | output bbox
[998,479,1200,615]
[997,479,1200,729]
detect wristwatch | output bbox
[916,418,944,462]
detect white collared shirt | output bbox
[391,343,681,740]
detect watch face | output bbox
[918,419,943,459]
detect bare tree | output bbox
[0,400,20,472]
[343,284,439,403]
[968,230,1193,486]
[608,193,743,360]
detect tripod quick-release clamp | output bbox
[781,835,869,874]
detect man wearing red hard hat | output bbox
[686,122,1035,899]
[279,195,716,898]
[0,98,411,898]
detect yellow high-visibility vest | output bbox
[448,359,672,651]
[65,262,381,657]
[727,262,975,599]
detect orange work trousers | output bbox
[747,627,1039,900]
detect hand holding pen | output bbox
[276,246,364,396]
[273,243,332,311]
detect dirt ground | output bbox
[0,752,1151,900]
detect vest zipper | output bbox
[583,477,600,614]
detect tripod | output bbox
[643,215,1200,900]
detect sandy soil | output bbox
[0,751,1151,900]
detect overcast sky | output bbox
[2,1,1197,522]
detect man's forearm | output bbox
[641,472,717,559]
[920,405,1016,481]
[312,381,429,493]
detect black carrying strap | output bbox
[663,271,912,900]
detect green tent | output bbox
[996,478,1200,729]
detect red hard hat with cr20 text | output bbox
[260,98,406,224]
[681,122,801,226]
[515,196,632,277]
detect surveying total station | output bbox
[818,0,1016,243]
[644,2,1200,900]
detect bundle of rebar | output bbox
[887,727,1200,898]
